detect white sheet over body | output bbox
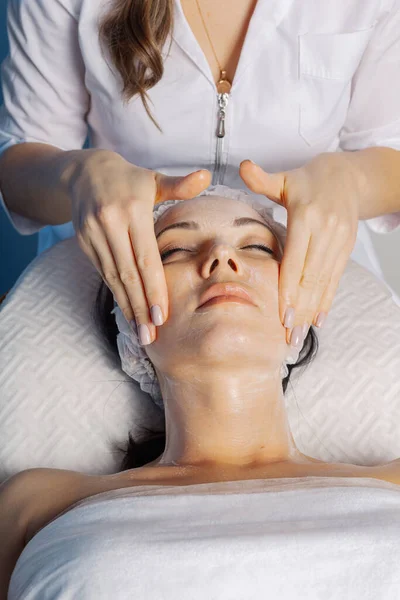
[8,476,400,599]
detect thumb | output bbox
[239,159,287,207]
[154,169,212,205]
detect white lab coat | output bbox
[1,0,400,301]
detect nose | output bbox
[200,243,244,278]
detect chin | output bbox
[189,324,264,365]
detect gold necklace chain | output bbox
[193,0,232,93]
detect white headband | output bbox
[111,184,301,408]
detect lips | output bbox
[197,283,256,309]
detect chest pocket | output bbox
[298,27,374,146]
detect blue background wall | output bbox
[0,2,38,297]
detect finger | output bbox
[90,222,156,342]
[277,212,311,335]
[154,169,212,204]
[128,205,169,327]
[76,231,103,274]
[97,220,157,340]
[239,160,287,206]
[314,244,354,327]
[79,230,135,326]
[293,220,355,339]
[289,230,339,345]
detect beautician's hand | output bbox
[240,154,360,345]
[68,149,211,343]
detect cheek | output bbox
[146,266,196,362]
[248,261,280,310]
[164,266,197,312]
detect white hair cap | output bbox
[112,185,300,408]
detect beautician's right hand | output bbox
[67,149,211,343]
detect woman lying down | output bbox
[3,186,400,599]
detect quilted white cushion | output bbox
[0,237,399,482]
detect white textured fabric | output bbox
[1,235,400,482]
[0,0,400,263]
[112,185,299,406]
[8,476,400,599]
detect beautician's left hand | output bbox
[240,154,360,345]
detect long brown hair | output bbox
[99,0,174,132]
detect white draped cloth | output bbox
[8,476,400,599]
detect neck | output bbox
[154,364,304,470]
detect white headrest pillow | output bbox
[0,237,400,482]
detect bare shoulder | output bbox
[1,467,88,497]
[335,458,400,486]
[294,455,400,486]
[0,468,118,599]
[1,468,122,546]
[373,458,400,486]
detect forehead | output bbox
[155,195,265,231]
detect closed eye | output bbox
[160,244,274,261]
[242,244,274,255]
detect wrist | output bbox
[57,149,89,195]
[336,147,400,220]
[337,151,371,218]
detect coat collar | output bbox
[172,0,295,92]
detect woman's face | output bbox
[146,195,288,378]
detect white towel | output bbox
[8,476,400,599]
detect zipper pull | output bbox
[217,93,229,138]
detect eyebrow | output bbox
[155,216,272,240]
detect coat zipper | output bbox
[212,92,230,186]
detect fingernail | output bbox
[151,304,164,326]
[290,325,304,348]
[284,306,295,328]
[315,312,327,328]
[302,322,310,337]
[138,324,151,346]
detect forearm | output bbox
[0,143,89,226]
[338,146,400,221]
